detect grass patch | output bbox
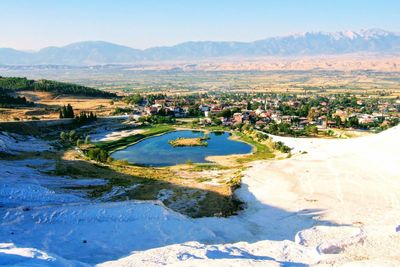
[182,124,229,132]
[169,137,208,147]
[235,132,275,163]
[186,163,229,171]
[96,124,174,152]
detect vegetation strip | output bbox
[168,134,209,147]
[96,125,175,152]
[0,76,117,98]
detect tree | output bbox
[298,104,310,117]
[0,76,116,98]
[68,130,77,142]
[241,124,249,131]
[274,141,292,153]
[305,125,318,135]
[346,116,359,128]
[125,93,143,105]
[188,105,203,117]
[334,116,342,127]
[256,132,268,141]
[60,131,67,141]
[267,123,279,134]
[59,104,74,119]
[212,117,222,125]
[216,109,232,118]
[74,111,97,125]
[278,123,291,134]
[0,90,34,107]
[246,102,252,110]
[66,104,74,118]
[86,147,110,163]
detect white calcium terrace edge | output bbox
[0,126,399,266]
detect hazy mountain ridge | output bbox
[1,29,399,65]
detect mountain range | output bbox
[1,29,399,65]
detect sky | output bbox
[0,0,399,50]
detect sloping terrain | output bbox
[0,126,399,266]
[101,126,400,266]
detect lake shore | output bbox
[101,125,400,266]
[111,129,252,166]
[1,125,399,266]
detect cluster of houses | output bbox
[127,94,399,130]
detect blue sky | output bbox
[0,0,399,50]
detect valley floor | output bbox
[0,126,399,266]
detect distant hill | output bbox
[1,29,399,65]
[0,76,116,98]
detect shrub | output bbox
[86,147,110,163]
[59,130,90,148]
[326,129,335,136]
[256,132,268,141]
[76,139,83,147]
[274,141,292,153]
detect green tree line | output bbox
[0,76,116,98]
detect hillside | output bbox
[0,125,399,266]
[0,29,399,65]
[0,76,116,98]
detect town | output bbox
[117,92,400,137]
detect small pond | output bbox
[111,130,252,166]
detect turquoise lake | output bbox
[111,130,252,166]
